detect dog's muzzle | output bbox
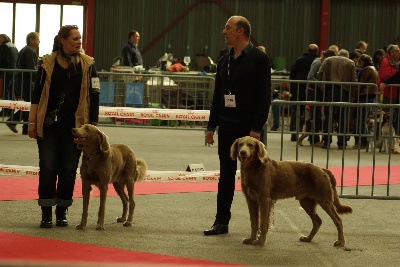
[239,150,250,164]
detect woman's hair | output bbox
[359,54,373,68]
[52,25,79,52]
[322,49,336,58]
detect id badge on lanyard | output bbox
[225,54,236,108]
[224,94,236,107]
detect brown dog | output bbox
[72,124,147,230]
[230,136,352,246]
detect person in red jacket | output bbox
[378,44,400,104]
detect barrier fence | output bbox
[1,68,400,199]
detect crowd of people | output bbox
[271,40,400,151]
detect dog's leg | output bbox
[96,185,109,230]
[251,198,271,246]
[76,180,92,230]
[113,182,128,224]
[242,194,260,245]
[298,198,321,243]
[318,201,346,246]
[124,181,135,226]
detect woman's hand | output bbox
[28,123,37,139]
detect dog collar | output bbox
[83,153,100,161]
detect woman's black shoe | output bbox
[40,206,53,228]
[55,206,68,227]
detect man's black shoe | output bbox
[204,223,228,235]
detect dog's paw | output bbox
[299,235,312,242]
[334,239,345,247]
[251,239,265,246]
[116,217,126,223]
[75,224,86,230]
[123,221,132,227]
[243,238,255,245]
[96,224,105,230]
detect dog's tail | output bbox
[135,159,147,182]
[323,169,353,214]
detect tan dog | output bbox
[230,136,352,246]
[72,124,147,230]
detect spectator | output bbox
[349,51,362,78]
[6,32,40,134]
[0,34,18,117]
[204,15,271,235]
[318,49,358,149]
[27,25,99,228]
[372,49,386,71]
[122,30,143,67]
[378,44,400,106]
[329,44,340,55]
[306,49,336,146]
[353,54,378,149]
[355,40,368,55]
[289,44,319,141]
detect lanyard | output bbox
[227,46,252,94]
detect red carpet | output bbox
[0,232,243,266]
[0,166,399,201]
[1,166,399,266]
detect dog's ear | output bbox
[230,139,239,160]
[256,140,267,161]
[98,130,110,152]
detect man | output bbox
[204,16,271,235]
[355,40,368,55]
[289,44,319,141]
[318,49,358,149]
[0,34,18,117]
[122,30,143,67]
[6,32,40,134]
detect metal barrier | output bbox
[97,71,214,128]
[1,68,400,199]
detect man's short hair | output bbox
[128,30,138,39]
[355,41,367,49]
[234,16,251,38]
[338,49,349,58]
[26,32,39,45]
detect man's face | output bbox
[31,36,40,49]
[222,18,239,46]
[360,43,368,53]
[130,32,140,45]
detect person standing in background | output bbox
[204,15,271,235]
[355,40,368,55]
[372,49,386,71]
[317,49,358,149]
[378,44,400,106]
[28,25,99,228]
[353,54,378,149]
[6,32,40,134]
[0,34,18,117]
[122,30,143,67]
[289,44,319,141]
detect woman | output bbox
[353,54,378,149]
[28,25,99,228]
[372,49,386,71]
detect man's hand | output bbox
[205,131,215,145]
[249,131,261,140]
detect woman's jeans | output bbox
[37,124,81,208]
